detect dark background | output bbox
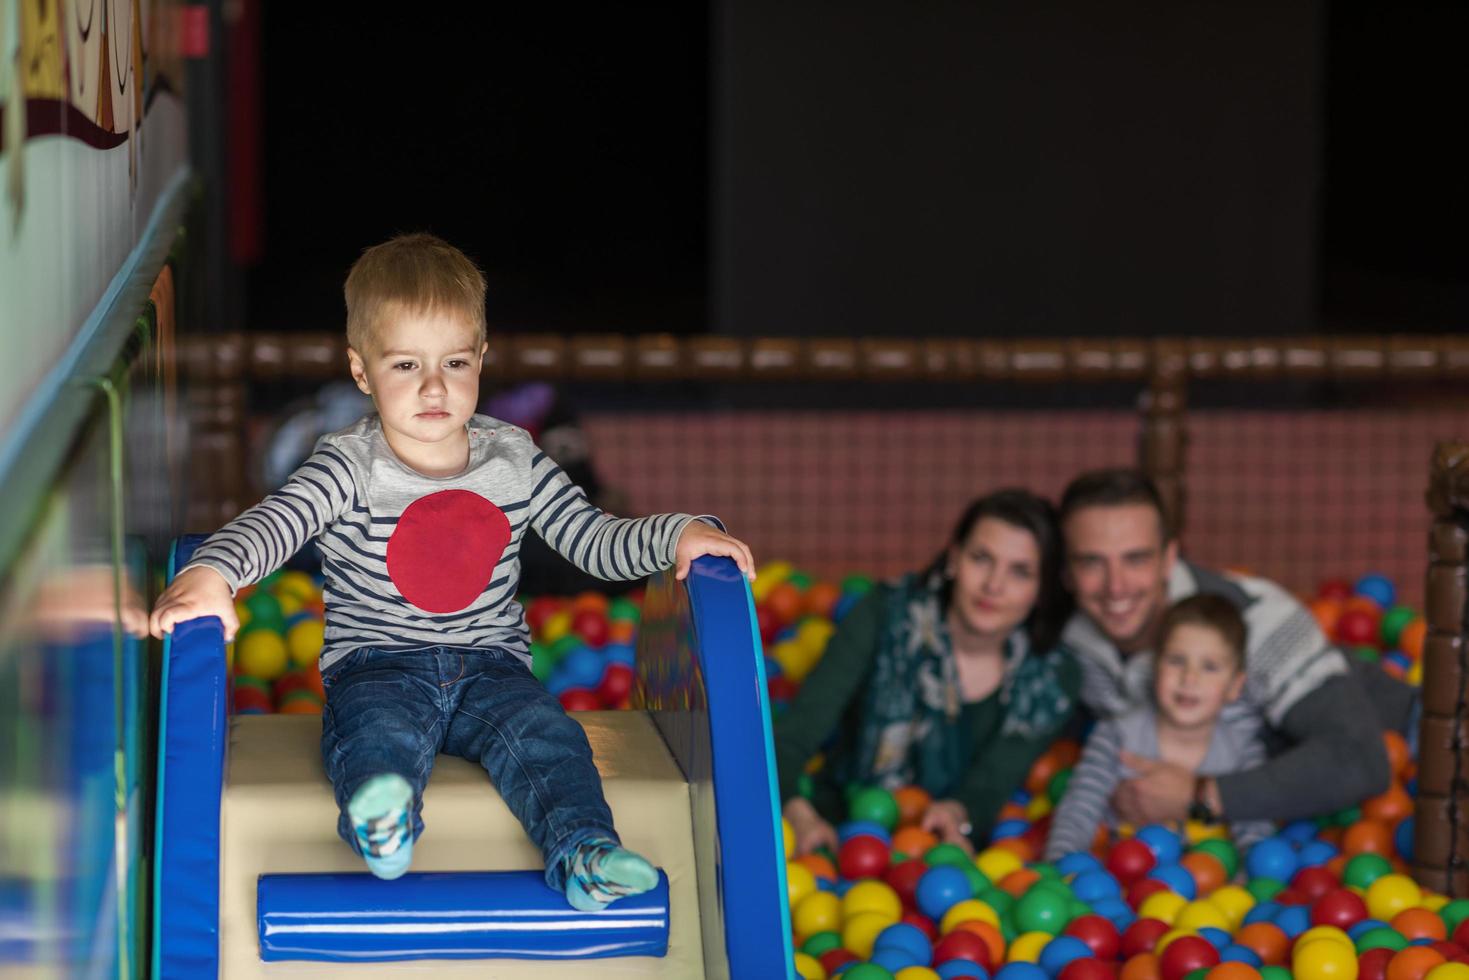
[241,2,1466,340]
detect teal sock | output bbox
[562,837,658,911]
[347,773,414,880]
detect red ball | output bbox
[595,662,635,706]
[901,909,938,941]
[933,929,993,968]
[525,596,565,633]
[837,834,891,880]
[1121,918,1172,959]
[885,858,929,909]
[1454,919,1469,949]
[1310,888,1369,929]
[1358,946,1395,980]
[571,608,610,648]
[1318,579,1353,601]
[767,675,797,702]
[756,604,779,644]
[1066,914,1123,961]
[820,948,859,974]
[1158,935,1220,980]
[558,688,601,711]
[233,684,273,714]
[1292,866,1340,902]
[1433,943,1468,961]
[1274,888,1309,906]
[1336,609,1379,647]
[1108,838,1158,885]
[1061,960,1119,980]
[1127,877,1171,911]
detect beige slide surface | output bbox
[220,712,703,978]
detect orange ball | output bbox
[1326,855,1349,879]
[993,836,1036,863]
[894,786,933,826]
[803,582,842,619]
[1120,953,1163,980]
[997,802,1028,822]
[1364,782,1415,824]
[608,620,637,644]
[766,582,804,625]
[1026,753,1061,796]
[570,591,610,615]
[795,853,837,881]
[1318,825,1346,847]
[952,920,1006,965]
[1343,819,1395,856]
[1399,619,1427,661]
[1387,947,1446,980]
[1000,868,1041,898]
[892,826,938,856]
[1050,739,1081,770]
[1384,731,1411,779]
[1392,908,1448,942]
[1180,851,1227,895]
[1309,597,1344,639]
[1206,965,1262,980]
[1234,923,1290,966]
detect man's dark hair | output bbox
[1059,468,1174,542]
[1157,594,1247,669]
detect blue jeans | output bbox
[320,646,618,890]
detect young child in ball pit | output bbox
[1045,594,1274,860]
[149,232,755,909]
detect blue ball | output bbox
[1198,927,1232,951]
[1092,896,1136,929]
[1056,853,1104,878]
[838,821,892,846]
[604,643,636,667]
[1396,817,1415,861]
[1010,788,1033,806]
[560,647,605,687]
[1355,573,1396,609]
[832,593,860,622]
[874,922,933,964]
[1349,919,1389,940]
[1146,863,1196,901]
[916,866,974,920]
[833,879,853,897]
[1039,936,1093,977]
[1296,840,1338,868]
[994,964,1047,980]
[1244,901,1281,925]
[816,877,837,893]
[545,671,578,696]
[1072,870,1122,904]
[1411,937,1437,947]
[1274,904,1310,938]
[1136,824,1183,865]
[1246,838,1298,882]
[1221,945,1263,966]
[763,656,783,679]
[939,961,991,980]
[1407,776,1418,796]
[872,946,922,972]
[1280,820,1319,844]
[993,819,1031,841]
[1385,650,1412,672]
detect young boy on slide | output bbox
[149,233,755,909]
[1045,595,1273,860]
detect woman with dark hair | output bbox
[775,489,1079,856]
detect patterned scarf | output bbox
[846,571,1073,797]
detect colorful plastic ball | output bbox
[558,688,601,711]
[1441,901,1469,936]
[1175,902,1230,933]
[933,928,993,968]
[1380,606,1418,648]
[1233,923,1290,966]
[996,965,1050,980]
[1138,892,1186,927]
[1060,961,1118,980]
[1057,852,1105,877]
[1064,915,1121,960]
[595,662,634,705]
[1073,871,1123,904]
[236,628,290,680]
[1219,946,1263,967]
[805,931,845,957]
[1367,875,1423,923]
[1246,879,1286,905]
[1147,865,1197,902]
[1355,574,1396,609]
[277,689,323,715]
[845,910,901,959]
[978,848,1026,883]
[926,843,975,869]
[1209,886,1255,930]
[1137,826,1184,865]
[232,682,273,714]
[1122,919,1172,959]
[850,787,902,831]
[1396,819,1415,862]
[285,617,324,667]
[1295,866,1343,902]
[1291,937,1358,980]
[1299,840,1341,868]
[1423,965,1469,980]
[1016,886,1073,935]
[1337,609,1381,646]
[842,963,898,980]
[842,821,895,846]
[1356,928,1410,954]
[840,834,893,880]
[1246,839,1298,883]
[1275,905,1311,939]
[1314,889,1371,929]
[1109,840,1159,885]
[935,960,989,979]
[795,890,842,938]
[794,950,828,979]
[1359,947,1397,980]
[873,946,923,973]
[941,899,1001,936]
[1393,910,1448,943]
[1010,931,1056,964]
[1350,921,1392,941]
[1159,936,1221,980]
[1384,946,1445,980]
[1040,936,1095,976]
[876,923,934,964]
[1120,953,1163,980]
[896,969,944,980]
[1206,966,1262,980]
[917,867,974,921]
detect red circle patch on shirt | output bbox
[385,490,510,613]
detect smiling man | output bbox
[1057,469,1417,826]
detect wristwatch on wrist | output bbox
[1188,776,1219,825]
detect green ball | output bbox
[1334,805,1362,828]
[839,964,895,980]
[1246,877,1285,903]
[1260,968,1293,980]
[1441,899,1469,935]
[1034,878,1072,899]
[848,787,900,831]
[1014,885,1071,935]
[1191,839,1239,878]
[961,864,989,897]
[550,634,584,660]
[1183,970,1209,980]
[1381,605,1418,647]
[244,591,285,630]
[1343,853,1394,890]
[786,571,813,592]
[1032,863,1062,882]
[530,642,555,682]
[608,597,641,622]
[1047,768,1072,803]
[1000,910,1017,943]
[1069,899,1091,920]
[797,773,815,799]
[801,930,842,957]
[841,575,875,596]
[1351,645,1381,663]
[234,675,271,695]
[924,843,974,870]
[1355,927,1409,954]
[260,570,285,590]
[978,887,1015,917]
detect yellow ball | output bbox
[941,898,1001,934]
[783,818,795,858]
[1409,659,1423,686]
[277,592,304,617]
[1425,894,1450,912]
[843,910,897,959]
[842,880,902,922]
[1025,796,1053,820]
[236,628,289,680]
[794,951,827,980]
[796,617,835,652]
[1297,926,1353,950]
[235,601,252,628]
[541,610,573,643]
[286,618,324,667]
[793,891,841,939]
[1176,900,1230,932]
[1139,891,1188,926]
[773,640,820,684]
[1008,932,1053,964]
[274,570,318,603]
[787,862,817,908]
[896,969,943,980]
[752,560,794,602]
[1292,937,1359,980]
[976,848,1024,882]
[1208,885,1256,929]
[1159,929,1199,955]
[1185,820,1229,843]
[1366,873,1422,922]
[1426,965,1469,980]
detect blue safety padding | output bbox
[683,557,794,978]
[257,869,670,962]
[152,535,228,979]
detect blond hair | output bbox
[344,233,487,354]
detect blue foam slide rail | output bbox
[257,869,670,962]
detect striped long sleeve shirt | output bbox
[183,414,704,671]
[1043,702,1274,861]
